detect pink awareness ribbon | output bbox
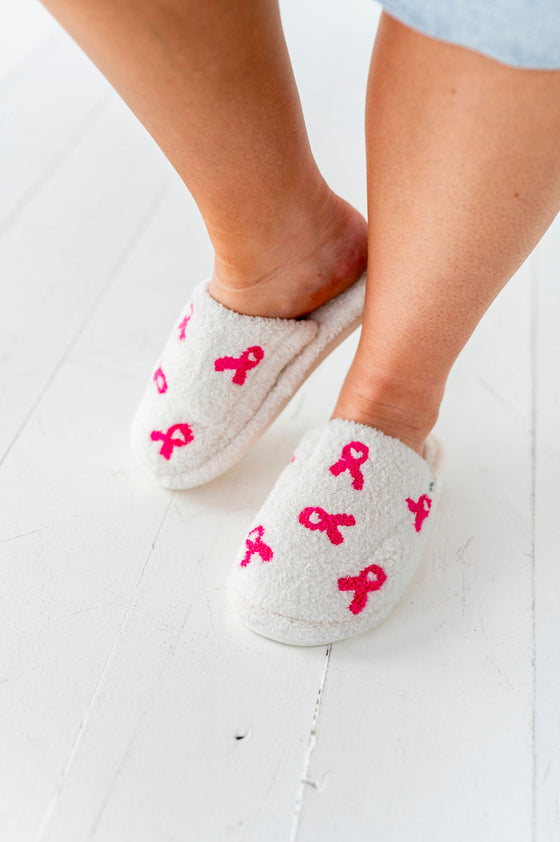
[153,366,168,394]
[178,302,193,341]
[298,506,356,546]
[150,422,194,460]
[338,563,387,615]
[405,493,432,532]
[240,525,273,567]
[214,345,264,385]
[329,440,369,490]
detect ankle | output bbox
[333,370,445,457]
[207,179,332,280]
[207,189,368,318]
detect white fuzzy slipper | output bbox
[227,418,445,646]
[130,274,365,489]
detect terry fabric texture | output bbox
[228,418,445,646]
[130,274,366,489]
[380,0,560,69]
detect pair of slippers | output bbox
[130,273,445,646]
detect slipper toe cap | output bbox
[228,419,444,645]
[130,281,318,488]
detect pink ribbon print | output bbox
[299,506,356,546]
[150,422,194,460]
[153,366,168,394]
[329,441,369,490]
[406,493,432,532]
[240,525,273,567]
[338,563,387,615]
[178,302,193,341]
[214,345,264,385]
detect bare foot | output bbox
[207,190,367,318]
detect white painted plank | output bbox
[0,0,56,86]
[0,181,201,841]
[294,261,535,841]
[40,471,330,842]
[534,213,560,842]
[0,97,173,464]
[0,31,112,232]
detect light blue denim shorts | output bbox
[380,0,560,69]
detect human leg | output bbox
[39,0,367,317]
[333,12,560,455]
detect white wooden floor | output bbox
[2,1,560,840]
